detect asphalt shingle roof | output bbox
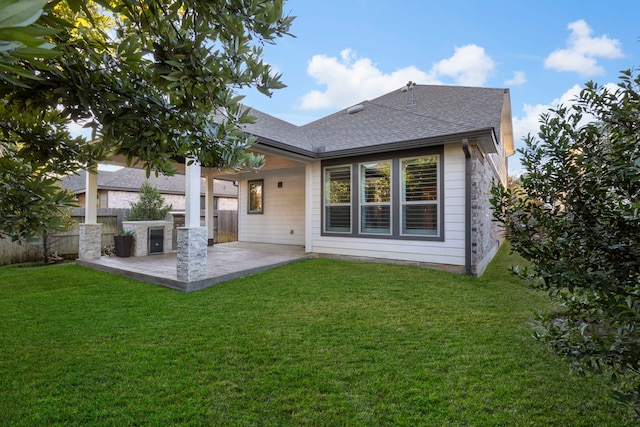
[61,168,237,196]
[242,84,510,157]
[62,84,510,192]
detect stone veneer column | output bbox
[177,227,207,282]
[78,223,102,260]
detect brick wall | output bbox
[470,146,504,275]
[105,190,186,210]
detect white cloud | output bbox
[430,44,495,86]
[298,48,438,110]
[509,85,581,175]
[298,45,495,111]
[504,71,526,86]
[508,83,622,175]
[512,82,623,150]
[513,84,582,148]
[544,19,623,76]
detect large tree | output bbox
[0,0,294,241]
[491,69,640,415]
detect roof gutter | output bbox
[252,136,317,159]
[252,129,497,161]
[461,138,473,276]
[315,128,497,160]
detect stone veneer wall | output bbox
[78,223,102,260]
[470,147,504,275]
[122,220,173,257]
[177,227,207,282]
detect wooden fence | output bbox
[0,208,237,265]
[215,210,238,243]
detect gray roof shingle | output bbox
[61,168,237,196]
[241,84,510,157]
[61,84,510,190]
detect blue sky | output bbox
[239,0,640,174]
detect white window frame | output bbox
[323,165,352,233]
[359,160,392,235]
[400,155,440,237]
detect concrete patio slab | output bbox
[77,242,309,292]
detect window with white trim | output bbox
[360,160,391,234]
[401,156,438,235]
[324,165,351,232]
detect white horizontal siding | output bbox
[443,145,466,247]
[312,236,465,265]
[238,167,306,245]
[308,143,466,266]
[310,161,323,237]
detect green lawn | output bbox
[0,245,631,426]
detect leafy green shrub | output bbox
[491,69,640,416]
[126,182,172,221]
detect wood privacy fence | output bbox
[215,210,238,243]
[0,208,238,265]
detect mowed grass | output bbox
[0,245,631,426]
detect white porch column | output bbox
[78,169,101,260]
[85,170,98,223]
[304,162,313,253]
[177,159,207,282]
[184,159,202,228]
[205,176,215,245]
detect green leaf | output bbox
[0,61,39,79]
[0,27,50,47]
[160,74,181,82]
[12,47,60,59]
[0,65,33,87]
[66,0,84,14]
[164,60,183,68]
[0,24,59,37]
[0,0,48,28]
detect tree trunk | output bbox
[42,232,49,264]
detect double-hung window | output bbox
[401,156,439,235]
[360,161,391,234]
[324,166,351,232]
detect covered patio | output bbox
[77,150,312,288]
[77,242,309,292]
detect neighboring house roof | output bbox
[242,84,514,158]
[61,168,237,197]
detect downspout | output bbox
[461,138,473,275]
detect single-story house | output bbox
[78,83,513,280]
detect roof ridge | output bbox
[364,99,462,129]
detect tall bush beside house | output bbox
[127,182,172,221]
[491,69,640,416]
